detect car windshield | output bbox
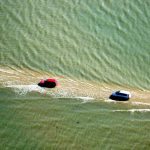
[116,91,128,96]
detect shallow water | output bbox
[1,0,150,90]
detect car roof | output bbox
[119,90,131,95]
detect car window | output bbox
[116,91,120,94]
[116,92,128,96]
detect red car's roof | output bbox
[46,78,57,82]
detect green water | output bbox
[1,0,150,89]
[0,0,150,149]
[0,91,150,150]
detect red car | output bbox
[38,78,57,88]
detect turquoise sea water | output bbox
[0,0,150,149]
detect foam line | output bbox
[76,96,94,100]
[131,102,150,106]
[112,109,150,112]
[6,84,45,95]
[76,97,95,103]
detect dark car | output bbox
[109,90,131,101]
